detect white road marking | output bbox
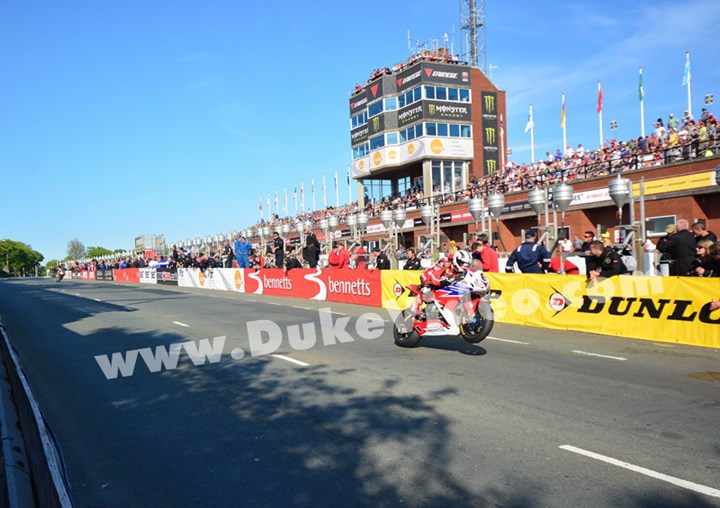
[94,298,102,302]
[559,445,720,499]
[271,354,309,367]
[291,305,312,310]
[486,336,530,345]
[266,302,284,306]
[329,311,347,316]
[572,350,627,361]
[75,293,81,296]
[172,321,190,328]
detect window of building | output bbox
[448,88,458,101]
[431,160,465,196]
[646,215,676,237]
[425,122,437,136]
[437,123,448,137]
[351,110,367,129]
[449,124,460,137]
[364,179,393,203]
[459,89,470,102]
[460,125,471,138]
[369,135,385,151]
[424,86,435,99]
[386,132,399,145]
[352,143,369,160]
[397,176,411,196]
[384,97,397,111]
[368,100,383,118]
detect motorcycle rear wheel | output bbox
[393,311,421,348]
[460,301,494,343]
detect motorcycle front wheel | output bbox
[393,311,421,348]
[460,300,494,343]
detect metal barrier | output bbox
[0,324,73,508]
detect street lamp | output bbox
[608,175,645,273]
[552,183,574,227]
[468,196,487,234]
[346,214,358,243]
[487,193,505,250]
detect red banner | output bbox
[323,269,382,307]
[81,270,97,280]
[113,268,140,283]
[240,268,381,306]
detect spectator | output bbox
[284,247,303,272]
[505,229,551,274]
[221,240,234,268]
[477,233,499,272]
[403,247,422,270]
[234,235,252,268]
[271,232,285,269]
[575,231,595,254]
[691,220,717,245]
[328,241,350,269]
[302,224,321,268]
[587,240,626,280]
[351,243,367,270]
[657,220,696,276]
[371,247,391,270]
[549,245,580,275]
[693,241,720,277]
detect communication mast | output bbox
[460,0,486,72]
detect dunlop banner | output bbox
[381,270,422,310]
[484,273,720,348]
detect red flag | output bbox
[259,196,262,211]
[597,84,603,113]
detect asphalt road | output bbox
[0,278,718,508]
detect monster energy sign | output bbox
[369,114,385,135]
[481,91,500,176]
[425,100,471,122]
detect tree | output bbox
[0,239,44,276]
[86,246,113,258]
[67,238,85,260]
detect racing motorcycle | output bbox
[55,267,65,282]
[393,268,494,348]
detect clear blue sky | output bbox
[2,0,718,262]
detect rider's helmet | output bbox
[452,249,471,271]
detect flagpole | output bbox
[312,178,316,212]
[347,166,352,204]
[561,93,567,154]
[322,174,327,208]
[335,170,339,208]
[598,82,603,149]
[259,195,263,221]
[639,66,645,138]
[301,182,305,212]
[294,183,298,216]
[529,104,535,164]
[499,114,505,169]
[268,193,272,222]
[685,51,692,117]
[284,188,287,217]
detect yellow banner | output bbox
[632,171,715,197]
[485,273,720,348]
[381,270,422,310]
[381,270,719,347]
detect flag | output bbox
[524,104,534,133]
[638,67,644,101]
[560,94,566,129]
[274,191,278,209]
[347,167,350,185]
[300,182,304,201]
[597,82,603,113]
[334,171,338,190]
[293,183,297,201]
[681,51,691,87]
[259,196,262,211]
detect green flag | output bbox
[638,68,644,102]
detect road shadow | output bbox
[414,335,488,356]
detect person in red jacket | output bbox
[476,233,499,272]
[328,241,350,269]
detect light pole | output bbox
[392,207,407,268]
[487,193,505,251]
[608,176,645,273]
[319,218,330,262]
[357,212,369,245]
[468,196,487,237]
